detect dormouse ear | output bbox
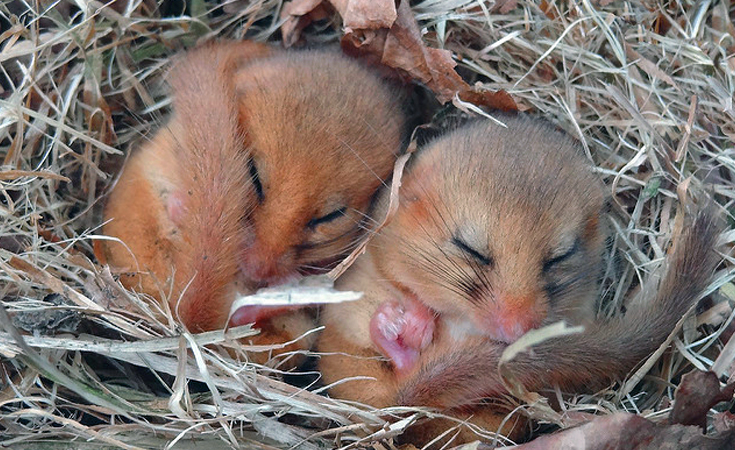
[582,212,600,242]
[217,40,274,74]
[579,192,610,245]
[172,40,274,82]
[399,154,442,201]
[232,63,277,143]
[165,190,187,227]
[581,206,610,250]
[237,98,251,141]
[170,40,276,115]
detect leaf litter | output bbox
[1,0,735,448]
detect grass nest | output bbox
[1,0,734,448]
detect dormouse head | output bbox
[376,117,608,344]
[235,51,409,285]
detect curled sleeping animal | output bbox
[317,116,722,444]
[98,41,410,361]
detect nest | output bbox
[1,0,734,448]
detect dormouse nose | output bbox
[239,241,295,285]
[478,293,545,343]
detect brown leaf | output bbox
[509,412,735,450]
[342,0,516,108]
[0,235,27,254]
[280,0,334,47]
[713,412,735,434]
[624,43,680,90]
[340,0,463,103]
[538,0,558,20]
[458,89,518,112]
[652,12,673,36]
[670,370,735,429]
[281,0,518,109]
[0,169,71,182]
[281,0,395,47]
[330,0,396,30]
[352,1,517,108]
[509,413,655,450]
[491,0,518,14]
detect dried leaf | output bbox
[492,0,518,14]
[458,88,518,112]
[625,43,680,90]
[331,0,397,29]
[669,370,735,429]
[713,412,735,434]
[282,0,517,108]
[280,0,334,47]
[509,412,735,450]
[0,169,71,182]
[711,313,735,378]
[675,95,697,162]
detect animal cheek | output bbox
[399,192,437,227]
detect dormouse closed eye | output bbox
[542,238,580,272]
[451,236,493,266]
[307,207,346,229]
[248,158,264,202]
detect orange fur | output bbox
[319,115,608,378]
[318,116,722,445]
[101,42,262,331]
[397,201,722,409]
[317,250,403,407]
[100,42,409,359]
[234,50,409,283]
[318,252,527,444]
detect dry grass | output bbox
[1,0,734,448]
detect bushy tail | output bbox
[398,204,723,408]
[166,42,271,331]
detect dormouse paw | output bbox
[369,298,435,375]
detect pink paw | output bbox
[369,298,435,375]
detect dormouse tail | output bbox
[398,203,723,409]
[165,42,271,331]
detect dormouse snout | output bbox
[478,293,546,343]
[239,236,297,285]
